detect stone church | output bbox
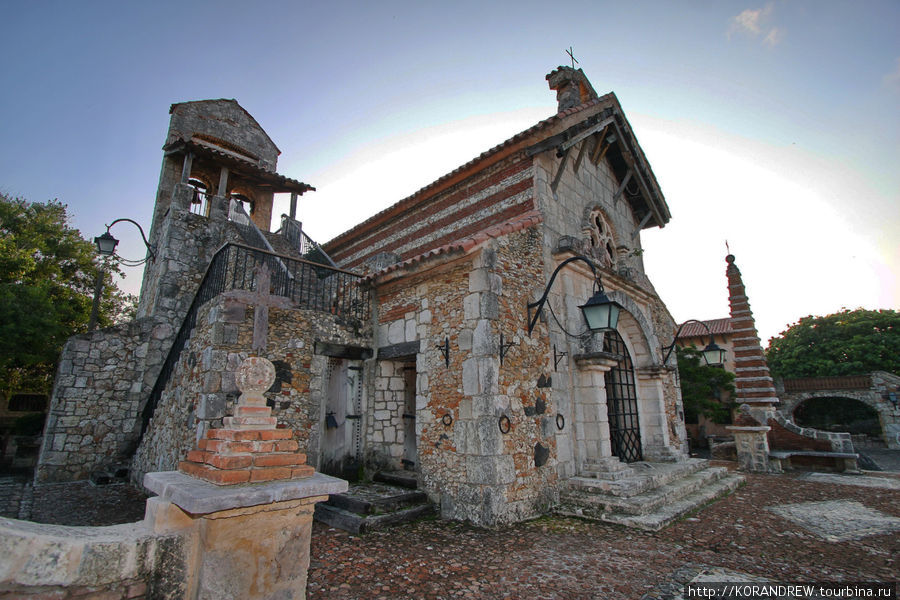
[37,67,739,527]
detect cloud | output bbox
[763,27,784,46]
[729,3,783,46]
[732,4,771,35]
[883,57,900,93]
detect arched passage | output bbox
[792,396,881,437]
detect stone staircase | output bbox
[314,471,434,534]
[558,458,743,531]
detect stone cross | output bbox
[223,264,293,351]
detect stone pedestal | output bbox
[145,470,347,600]
[727,425,776,473]
[145,356,345,598]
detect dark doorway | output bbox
[401,364,417,470]
[321,358,362,480]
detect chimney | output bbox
[546,66,599,112]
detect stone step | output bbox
[327,490,428,516]
[314,499,434,534]
[562,466,729,516]
[373,470,418,489]
[314,478,433,533]
[559,471,743,531]
[569,458,709,497]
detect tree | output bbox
[0,194,135,395]
[766,309,900,378]
[677,346,735,424]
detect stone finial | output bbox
[546,66,599,112]
[732,403,761,427]
[235,356,276,405]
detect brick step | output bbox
[569,458,709,498]
[561,466,730,516]
[561,473,744,531]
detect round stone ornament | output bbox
[235,357,277,394]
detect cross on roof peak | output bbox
[566,46,579,69]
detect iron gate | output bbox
[603,331,643,462]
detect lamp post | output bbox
[661,319,727,368]
[87,218,154,332]
[527,255,623,336]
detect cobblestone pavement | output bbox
[307,469,900,600]
[2,467,898,599]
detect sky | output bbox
[1,0,897,345]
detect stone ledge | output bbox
[144,470,348,516]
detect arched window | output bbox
[604,330,642,462]
[587,208,616,267]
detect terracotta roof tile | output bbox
[363,209,543,283]
[676,318,733,339]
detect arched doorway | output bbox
[604,330,643,462]
[792,396,881,437]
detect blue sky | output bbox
[1,0,897,343]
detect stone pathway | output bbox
[2,468,898,598]
[307,470,900,599]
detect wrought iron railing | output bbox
[139,242,369,437]
[279,215,338,267]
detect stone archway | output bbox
[792,396,881,437]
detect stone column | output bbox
[573,352,626,476]
[635,365,685,462]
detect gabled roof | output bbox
[169,99,281,155]
[325,83,669,252]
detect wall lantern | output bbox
[94,218,156,262]
[661,319,727,368]
[527,255,622,336]
[94,231,119,256]
[89,217,155,332]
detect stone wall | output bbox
[371,224,557,526]
[132,294,370,484]
[35,317,172,483]
[138,207,234,323]
[0,517,188,599]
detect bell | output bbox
[325,412,339,429]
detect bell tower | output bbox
[137,99,314,322]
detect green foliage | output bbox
[766,309,900,378]
[11,412,46,436]
[677,346,735,424]
[0,194,136,395]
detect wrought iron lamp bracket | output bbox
[527,255,603,336]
